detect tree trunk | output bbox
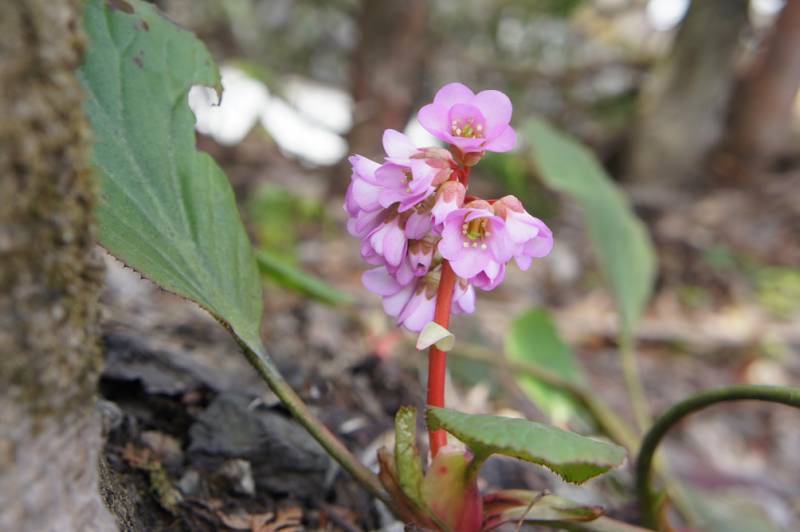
[333,0,429,192]
[716,0,800,179]
[625,0,749,186]
[0,1,114,530]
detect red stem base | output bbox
[427,260,457,456]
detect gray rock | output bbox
[188,392,333,497]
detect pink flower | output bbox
[418,82,516,154]
[494,195,553,270]
[376,160,436,213]
[346,89,553,336]
[376,131,453,213]
[360,205,435,277]
[438,203,513,280]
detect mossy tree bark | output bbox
[0,1,115,530]
[625,0,749,186]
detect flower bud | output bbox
[461,150,485,167]
[431,181,466,226]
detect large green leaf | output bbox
[79,0,263,352]
[506,308,585,424]
[427,408,626,484]
[523,118,656,335]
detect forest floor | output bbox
[97,134,800,531]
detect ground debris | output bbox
[218,506,303,532]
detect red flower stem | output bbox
[426,165,470,457]
[427,259,457,456]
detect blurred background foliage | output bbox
[144,0,799,528]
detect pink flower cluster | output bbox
[345,83,553,332]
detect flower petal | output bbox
[399,293,436,332]
[405,211,433,239]
[504,212,538,243]
[352,208,383,237]
[524,231,554,258]
[383,283,414,317]
[464,209,494,223]
[471,90,512,132]
[382,129,417,160]
[453,284,476,314]
[433,82,475,108]
[352,176,382,211]
[437,218,466,260]
[470,263,506,290]
[449,248,490,279]
[409,159,436,188]
[514,254,533,271]
[448,135,488,153]
[383,223,408,267]
[418,103,451,141]
[349,155,381,183]
[391,257,416,285]
[362,267,402,296]
[482,126,516,152]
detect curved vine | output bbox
[635,384,800,528]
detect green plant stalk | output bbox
[619,333,651,433]
[635,384,800,528]
[238,339,399,513]
[449,342,640,454]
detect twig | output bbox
[513,491,546,532]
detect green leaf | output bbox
[427,408,626,484]
[79,0,263,353]
[393,407,426,510]
[256,250,353,306]
[506,308,585,424]
[523,118,656,335]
